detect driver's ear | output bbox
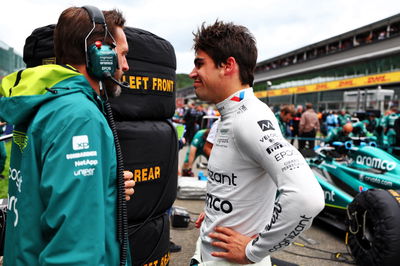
[222,56,237,76]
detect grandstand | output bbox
[254,13,400,114]
[177,13,400,114]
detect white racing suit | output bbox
[195,88,325,264]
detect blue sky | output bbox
[1,0,399,73]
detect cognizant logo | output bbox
[356,155,396,171]
[208,170,238,186]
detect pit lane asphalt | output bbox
[170,145,353,266]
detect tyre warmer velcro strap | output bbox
[388,189,400,206]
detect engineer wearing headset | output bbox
[0,6,134,266]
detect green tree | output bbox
[176,73,193,90]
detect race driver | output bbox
[189,21,325,265]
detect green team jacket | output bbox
[275,112,289,138]
[0,65,123,265]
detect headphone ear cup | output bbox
[87,43,118,80]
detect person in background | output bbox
[194,104,207,131]
[181,128,210,177]
[325,111,339,133]
[203,118,220,158]
[299,103,320,150]
[183,100,198,145]
[337,109,351,126]
[290,105,303,145]
[351,121,369,138]
[189,20,324,265]
[381,106,399,147]
[317,111,327,136]
[0,6,134,265]
[275,104,295,138]
[324,121,368,144]
[393,116,400,156]
[324,122,353,145]
[172,106,185,124]
[363,112,379,136]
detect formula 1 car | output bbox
[308,137,400,227]
[307,137,400,265]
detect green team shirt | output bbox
[184,129,207,163]
[338,114,351,126]
[275,112,289,137]
[0,65,125,266]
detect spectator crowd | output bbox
[174,101,400,159]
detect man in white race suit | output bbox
[189,21,325,266]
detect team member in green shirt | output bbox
[0,6,133,265]
[181,129,210,176]
[275,105,295,138]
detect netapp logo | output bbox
[356,155,396,171]
[206,193,233,214]
[257,120,275,131]
[266,142,288,154]
[208,170,237,186]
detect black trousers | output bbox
[299,129,316,150]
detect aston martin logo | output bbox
[13,130,28,153]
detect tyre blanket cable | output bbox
[283,241,355,264]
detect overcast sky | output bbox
[1,0,399,74]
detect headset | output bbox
[82,7,129,265]
[82,5,118,81]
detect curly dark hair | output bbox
[193,20,257,86]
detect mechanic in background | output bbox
[275,105,295,138]
[181,128,210,176]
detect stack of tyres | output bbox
[109,27,178,266]
[111,27,176,121]
[23,24,56,67]
[116,121,177,265]
[346,189,400,266]
[23,24,178,266]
